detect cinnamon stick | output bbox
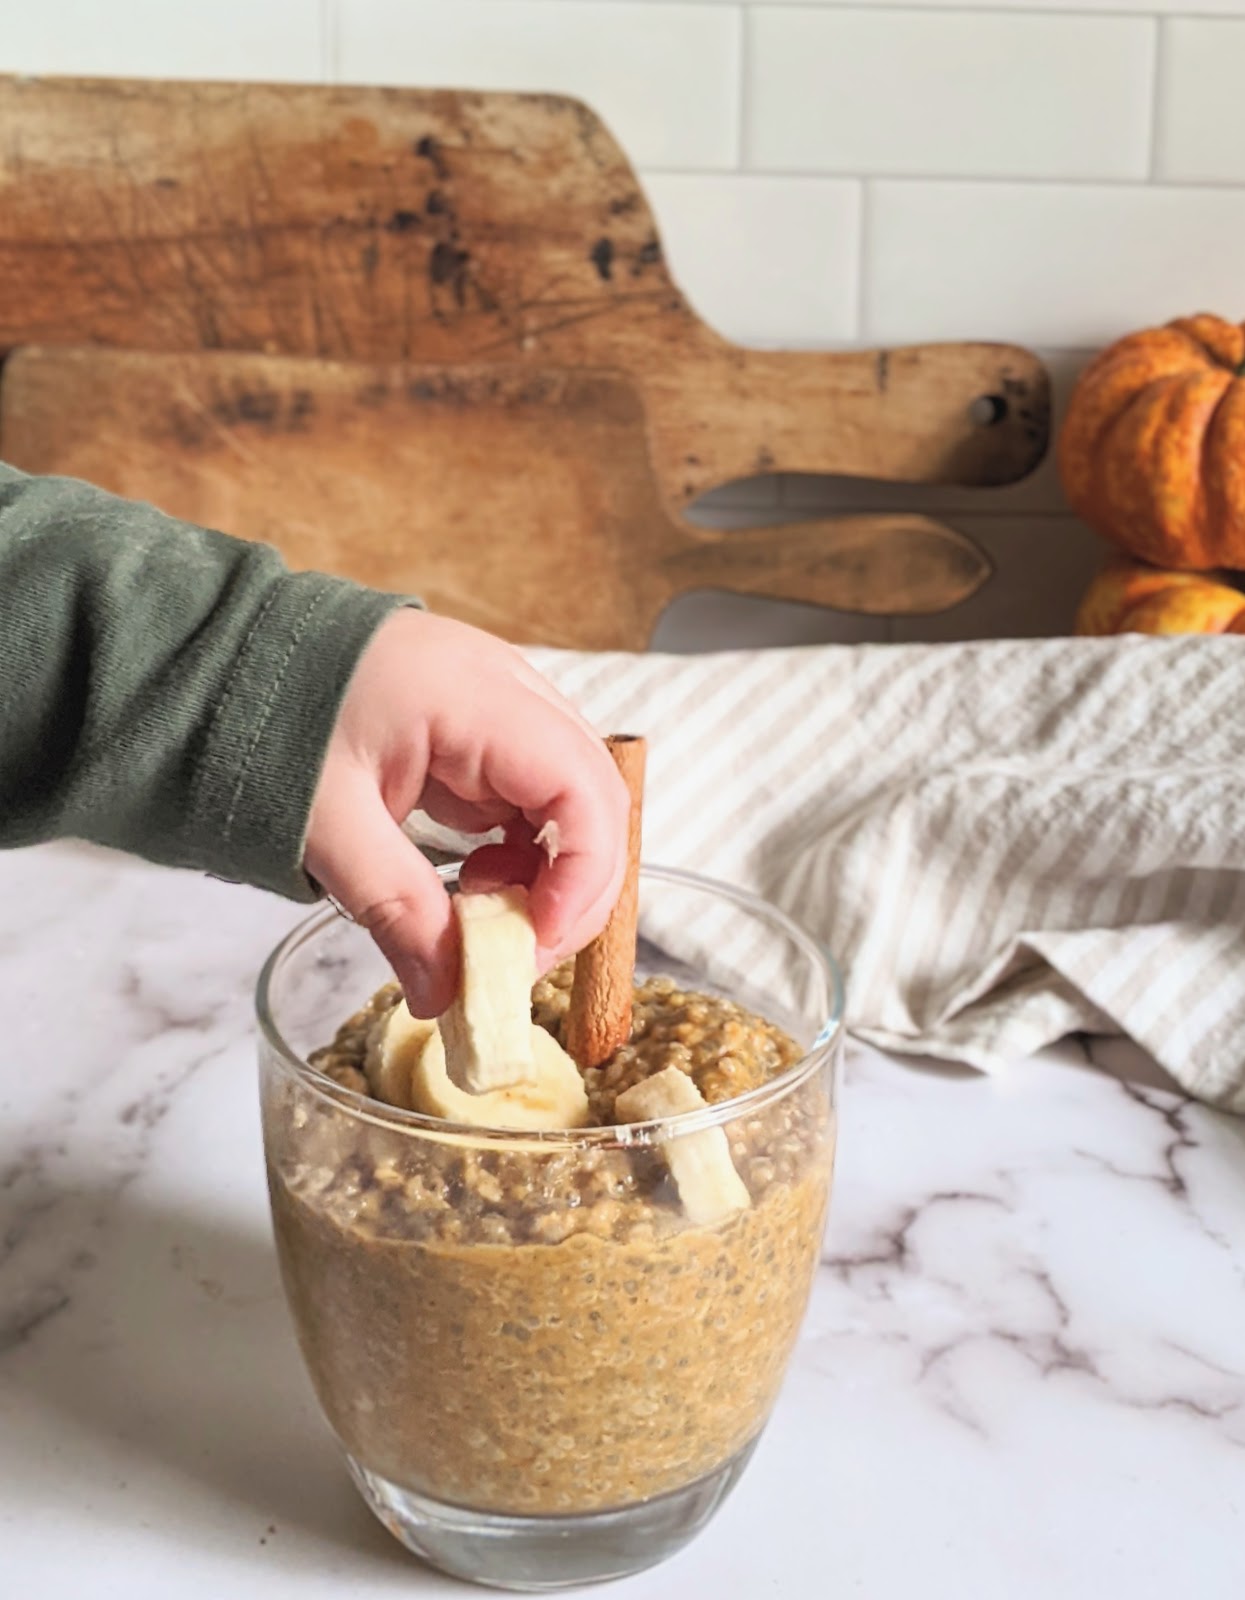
[566,734,647,1070]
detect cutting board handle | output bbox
[660,514,992,617]
[652,341,1051,508]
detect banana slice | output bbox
[365,1002,436,1109]
[372,1001,590,1130]
[441,888,539,1093]
[615,1067,751,1226]
[415,1023,590,1131]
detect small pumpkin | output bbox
[1076,556,1245,636]
[1059,314,1245,570]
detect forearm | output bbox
[0,463,406,898]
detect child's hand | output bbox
[304,610,630,1018]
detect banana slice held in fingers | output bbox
[440,888,539,1094]
[615,1067,751,1226]
[365,887,589,1130]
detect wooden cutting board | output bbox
[0,76,1049,509]
[0,347,991,650]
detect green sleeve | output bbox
[0,462,411,900]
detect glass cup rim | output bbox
[255,861,845,1151]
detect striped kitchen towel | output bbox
[522,636,1245,1112]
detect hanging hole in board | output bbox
[970,394,1009,427]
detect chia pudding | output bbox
[264,961,835,1517]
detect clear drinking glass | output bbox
[256,863,843,1592]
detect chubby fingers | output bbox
[432,698,630,970]
[304,772,459,1018]
[419,777,516,838]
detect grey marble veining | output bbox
[1,841,1242,1600]
[818,1048,1244,1449]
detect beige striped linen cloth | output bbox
[514,636,1245,1114]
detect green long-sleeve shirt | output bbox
[0,463,408,899]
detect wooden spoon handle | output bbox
[661,514,992,617]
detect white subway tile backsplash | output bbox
[745,0,1245,11]
[867,182,1245,348]
[336,0,739,170]
[642,174,860,346]
[747,8,1155,181]
[2,0,323,79]
[496,0,1245,9]
[1157,19,1245,183]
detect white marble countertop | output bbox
[2,841,1243,1599]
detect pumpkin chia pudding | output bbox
[265,958,835,1517]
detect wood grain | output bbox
[0,346,992,647]
[0,75,1049,505]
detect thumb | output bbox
[305,783,458,1019]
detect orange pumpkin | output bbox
[1076,556,1245,636]
[1059,314,1245,570]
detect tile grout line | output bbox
[320,0,339,82]
[735,3,751,171]
[639,165,1245,193]
[428,0,1245,19]
[1148,15,1167,180]
[856,180,874,346]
